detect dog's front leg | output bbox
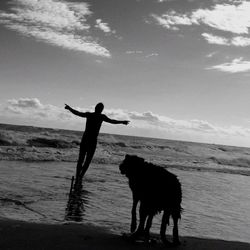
[130,203,147,240]
[131,194,138,233]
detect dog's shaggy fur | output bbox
[119,154,182,246]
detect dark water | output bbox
[0,160,250,243]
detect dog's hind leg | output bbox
[160,210,171,246]
[172,213,180,245]
[144,213,153,241]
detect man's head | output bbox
[95,102,104,113]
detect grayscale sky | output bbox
[1,0,250,146]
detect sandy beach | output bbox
[0,219,249,250]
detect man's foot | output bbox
[74,179,83,191]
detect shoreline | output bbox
[0,218,249,250]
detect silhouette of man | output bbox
[65,103,129,183]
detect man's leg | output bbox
[75,143,87,182]
[79,143,96,179]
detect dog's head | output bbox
[119,154,145,176]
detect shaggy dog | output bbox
[119,154,182,246]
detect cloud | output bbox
[192,2,250,34]
[0,0,111,57]
[189,119,218,132]
[231,36,250,46]
[206,51,218,58]
[157,0,173,2]
[207,57,250,73]
[145,53,159,58]
[103,107,250,138]
[125,51,158,58]
[95,19,115,34]
[8,98,43,109]
[126,50,143,54]
[202,33,250,47]
[152,1,250,35]
[2,98,250,142]
[129,111,161,122]
[151,12,194,31]
[4,98,70,120]
[202,33,229,45]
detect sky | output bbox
[1,0,250,147]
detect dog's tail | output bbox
[173,204,183,220]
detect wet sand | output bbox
[0,219,249,250]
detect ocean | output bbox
[0,126,250,243]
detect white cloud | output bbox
[126,50,143,54]
[146,53,159,58]
[104,108,250,139]
[0,0,111,57]
[157,0,173,2]
[8,98,43,109]
[7,23,110,57]
[92,107,250,138]
[4,98,69,120]
[152,1,250,35]
[95,19,115,34]
[2,98,250,145]
[206,51,218,58]
[129,111,161,122]
[231,36,250,46]
[202,33,229,45]
[208,57,250,73]
[192,2,250,34]
[152,12,195,31]
[0,0,91,31]
[202,33,250,47]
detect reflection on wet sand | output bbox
[65,184,90,222]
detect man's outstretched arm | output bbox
[103,115,130,125]
[65,104,87,118]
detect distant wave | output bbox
[0,132,17,146]
[209,157,250,168]
[99,141,186,152]
[165,164,250,177]
[99,141,127,148]
[27,137,75,149]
